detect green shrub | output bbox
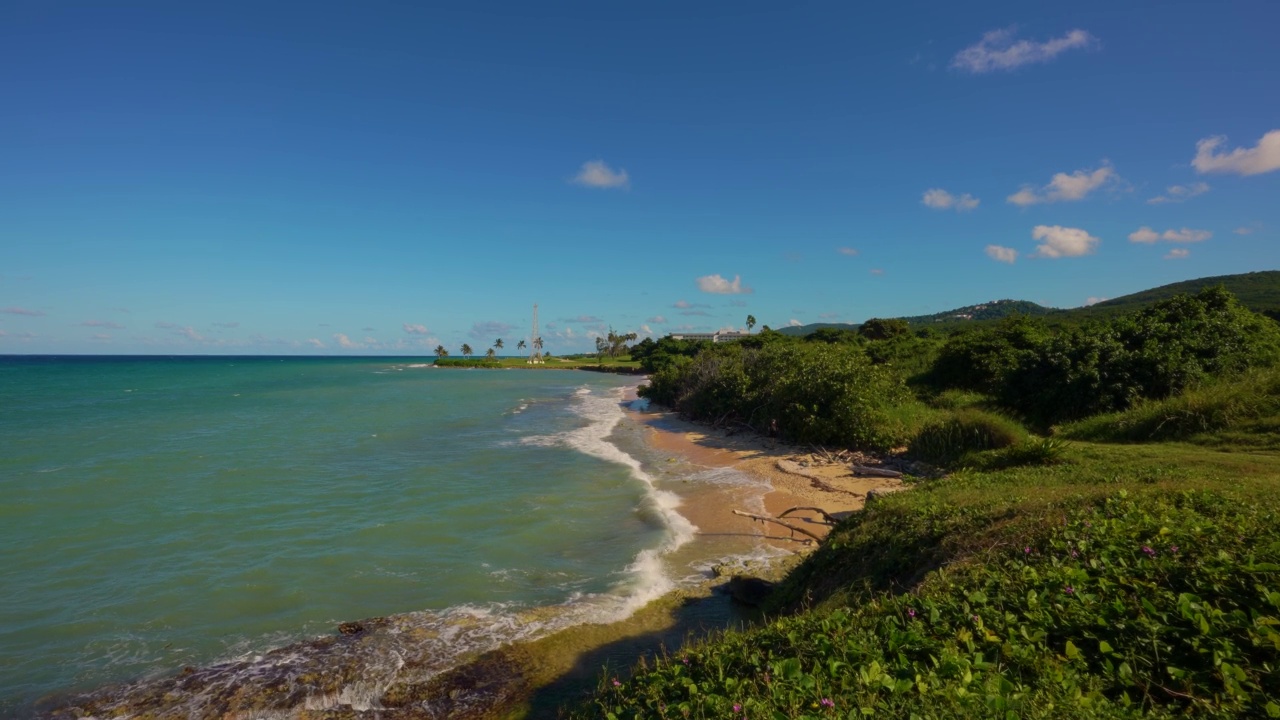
[638,342,912,450]
[909,409,1027,466]
[930,288,1280,428]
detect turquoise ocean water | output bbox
[0,357,775,716]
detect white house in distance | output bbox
[666,330,752,343]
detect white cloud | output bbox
[1165,248,1191,260]
[1084,297,1108,306]
[571,159,631,189]
[673,300,710,309]
[869,269,885,276]
[1,306,45,317]
[1147,182,1209,205]
[922,188,980,211]
[837,247,859,256]
[647,315,667,324]
[1192,130,1280,176]
[1008,163,1116,205]
[563,315,602,323]
[1128,227,1160,244]
[640,324,653,335]
[403,323,429,335]
[90,333,111,340]
[178,326,204,342]
[1161,228,1212,243]
[786,319,803,327]
[1235,223,1263,236]
[81,320,125,329]
[334,333,360,349]
[469,320,516,341]
[306,338,325,348]
[1129,226,1212,244]
[985,244,1018,263]
[696,274,754,294]
[1031,225,1099,258]
[952,27,1097,73]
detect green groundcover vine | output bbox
[577,491,1280,719]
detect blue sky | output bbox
[2,1,1277,355]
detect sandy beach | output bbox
[623,392,907,550]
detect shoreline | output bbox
[39,381,904,720]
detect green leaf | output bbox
[1265,701,1280,718]
[1065,641,1081,660]
[1099,640,1114,655]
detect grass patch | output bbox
[1060,367,1280,448]
[908,409,1028,466]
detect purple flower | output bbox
[907,607,916,618]
[733,703,742,713]
[1024,546,1032,554]
[1065,586,1074,594]
[682,657,690,665]
[972,614,980,622]
[1070,549,1079,558]
[612,678,621,687]
[820,698,835,708]
[1170,545,1179,554]
[1142,545,1156,557]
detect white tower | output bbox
[528,303,544,364]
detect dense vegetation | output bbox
[578,282,1280,719]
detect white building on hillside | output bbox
[667,331,751,343]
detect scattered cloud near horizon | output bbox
[468,320,516,342]
[80,320,124,329]
[1128,227,1212,244]
[922,188,979,211]
[2,306,46,316]
[647,315,668,324]
[212,321,240,328]
[1147,182,1209,205]
[696,274,754,294]
[1008,163,1116,206]
[570,159,631,189]
[837,247,859,256]
[681,310,712,317]
[951,27,1097,74]
[673,300,710,309]
[869,269,885,276]
[403,323,429,335]
[786,319,802,327]
[334,333,359,349]
[307,338,325,348]
[1084,297,1108,307]
[1235,223,1263,236]
[1165,248,1191,260]
[1031,225,1099,258]
[986,245,1018,264]
[563,315,602,323]
[1192,130,1280,176]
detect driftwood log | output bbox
[732,509,824,543]
[851,464,903,479]
[777,506,838,525]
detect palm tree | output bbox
[461,343,473,357]
[494,338,504,355]
[746,315,757,333]
[533,337,544,350]
[434,345,448,358]
[517,339,527,351]
[485,347,496,360]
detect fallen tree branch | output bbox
[732,509,824,543]
[777,506,838,525]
